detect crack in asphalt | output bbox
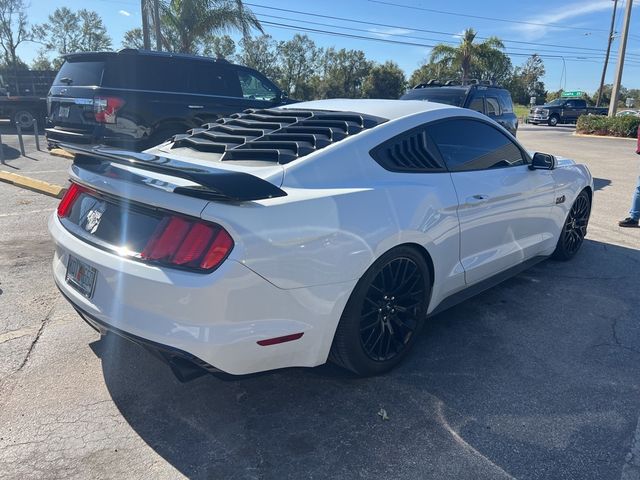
[14,304,54,374]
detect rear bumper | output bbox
[46,126,144,150]
[49,214,354,376]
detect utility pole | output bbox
[141,0,151,50]
[596,0,618,107]
[154,0,162,51]
[609,0,633,116]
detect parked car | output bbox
[0,70,57,129]
[616,109,640,117]
[45,49,289,151]
[400,81,518,135]
[528,98,608,126]
[50,99,592,379]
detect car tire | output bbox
[13,110,34,130]
[552,190,591,261]
[548,115,559,127]
[329,246,431,376]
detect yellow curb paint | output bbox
[0,170,66,198]
[49,148,75,160]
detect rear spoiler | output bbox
[60,144,287,202]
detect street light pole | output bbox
[596,0,618,108]
[154,0,162,52]
[609,0,633,116]
[141,0,151,50]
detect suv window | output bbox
[485,97,501,116]
[189,63,242,97]
[468,96,484,113]
[429,118,526,172]
[103,56,187,91]
[238,71,278,101]
[54,60,104,87]
[497,90,514,113]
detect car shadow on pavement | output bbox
[93,238,640,480]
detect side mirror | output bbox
[278,91,289,104]
[530,152,556,170]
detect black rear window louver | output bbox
[370,127,446,173]
[171,108,387,164]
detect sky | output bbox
[20,0,640,94]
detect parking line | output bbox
[0,171,66,198]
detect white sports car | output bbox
[50,99,593,379]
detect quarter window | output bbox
[468,97,484,113]
[429,119,526,172]
[486,97,501,116]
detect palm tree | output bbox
[429,28,504,85]
[142,0,262,54]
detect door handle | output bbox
[466,194,490,204]
[188,105,204,109]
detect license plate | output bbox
[66,255,97,298]
[58,105,70,118]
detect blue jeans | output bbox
[630,176,640,220]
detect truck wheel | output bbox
[548,115,559,127]
[13,110,34,130]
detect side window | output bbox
[103,57,186,91]
[468,96,484,114]
[497,91,514,113]
[188,64,242,97]
[565,101,575,108]
[485,97,501,116]
[429,118,526,172]
[370,125,446,173]
[238,71,278,101]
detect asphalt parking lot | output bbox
[0,124,639,480]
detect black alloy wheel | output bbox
[553,190,591,260]
[330,246,431,376]
[359,257,425,361]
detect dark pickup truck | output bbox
[528,98,608,126]
[0,70,57,128]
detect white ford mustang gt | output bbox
[49,99,593,379]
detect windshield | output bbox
[545,99,564,107]
[400,88,466,107]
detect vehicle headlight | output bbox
[542,109,549,115]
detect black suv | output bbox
[46,49,288,150]
[400,81,518,136]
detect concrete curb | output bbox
[49,148,75,160]
[0,170,66,198]
[573,133,637,141]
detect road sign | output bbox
[561,90,584,98]
[626,97,634,107]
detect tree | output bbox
[362,61,406,99]
[77,9,112,52]
[408,61,458,86]
[159,0,262,54]
[237,34,280,81]
[203,34,235,59]
[0,0,32,73]
[122,28,144,49]
[429,28,504,85]
[320,48,372,98]
[276,34,318,96]
[31,51,52,70]
[506,54,546,105]
[35,7,112,66]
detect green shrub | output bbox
[576,114,640,137]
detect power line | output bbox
[367,0,611,33]
[255,13,637,60]
[258,19,640,66]
[246,3,637,56]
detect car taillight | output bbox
[94,96,124,123]
[57,183,88,218]
[141,215,234,272]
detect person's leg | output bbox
[629,176,640,220]
[619,176,640,227]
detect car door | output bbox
[428,117,552,285]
